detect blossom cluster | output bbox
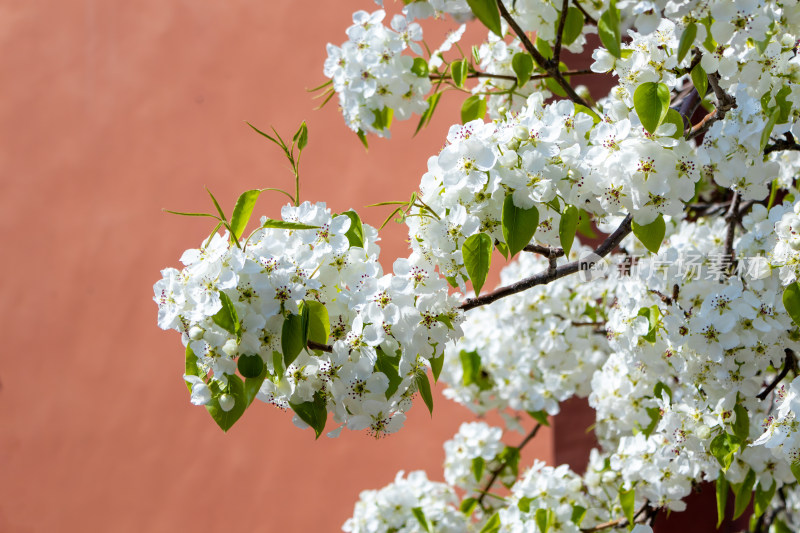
[154,202,462,437]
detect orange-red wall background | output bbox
[0,2,555,531]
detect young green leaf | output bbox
[619,487,635,526]
[559,205,579,257]
[562,7,584,45]
[461,497,479,516]
[535,508,553,533]
[281,309,309,367]
[340,210,365,249]
[289,391,328,439]
[663,108,686,139]
[205,376,248,432]
[462,232,493,295]
[527,410,551,427]
[305,300,330,347]
[677,22,697,63]
[415,92,442,135]
[460,350,492,390]
[760,108,780,152]
[451,58,468,88]
[430,352,444,382]
[634,82,671,134]
[502,194,539,258]
[480,512,501,533]
[783,282,800,327]
[512,52,534,88]
[230,189,262,241]
[571,505,587,526]
[237,354,264,379]
[499,445,521,477]
[654,381,673,404]
[292,121,308,151]
[243,365,267,407]
[372,106,394,132]
[465,0,503,37]
[598,0,621,58]
[185,345,204,388]
[732,403,750,442]
[411,57,429,77]
[716,476,729,528]
[733,468,756,519]
[375,348,403,399]
[472,456,485,482]
[495,240,509,260]
[632,214,666,254]
[213,291,241,338]
[412,507,432,533]
[691,63,708,98]
[754,480,776,518]
[261,218,319,230]
[356,129,369,150]
[710,432,741,471]
[791,461,800,483]
[577,208,597,238]
[415,371,434,415]
[461,95,487,123]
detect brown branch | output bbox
[757,349,796,401]
[552,0,571,66]
[687,72,737,140]
[523,244,565,258]
[497,0,591,109]
[307,340,333,353]
[429,68,596,83]
[477,422,543,506]
[460,215,632,311]
[581,502,652,532]
[765,132,800,155]
[723,191,741,267]
[571,0,597,25]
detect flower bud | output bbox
[219,394,235,412]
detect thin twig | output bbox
[497,0,591,109]
[724,191,741,267]
[765,132,800,155]
[460,215,632,311]
[428,68,595,83]
[477,423,543,506]
[687,72,737,140]
[523,244,565,258]
[757,349,796,401]
[552,0,571,66]
[571,0,597,25]
[307,340,333,353]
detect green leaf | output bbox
[451,58,468,88]
[495,240,509,260]
[518,497,533,513]
[480,512,501,533]
[430,353,445,382]
[243,365,267,407]
[289,391,328,439]
[716,476,729,528]
[677,22,697,63]
[340,210,365,249]
[461,95,487,123]
[460,350,492,390]
[499,445,521,478]
[575,104,601,123]
[261,218,319,230]
[292,121,308,151]
[376,348,403,399]
[305,300,330,347]
[559,205,579,257]
[791,461,800,483]
[163,209,220,220]
[598,0,621,59]
[415,371,434,415]
[462,232,493,295]
[691,63,708,98]
[571,505,587,526]
[634,82,671,134]
[754,480,776,519]
[461,497,479,516]
[465,0,502,37]
[535,37,553,60]
[654,381,673,404]
[619,487,635,527]
[775,519,793,533]
[272,350,285,382]
[472,456,485,482]
[356,129,369,150]
[512,52,534,88]
[281,307,310,367]
[783,282,800,327]
[710,432,741,471]
[733,468,756,519]
[663,108,685,139]
[732,403,750,443]
[637,305,660,343]
[527,410,550,427]
[632,214,666,254]
[237,354,264,379]
[562,7,584,45]
[411,57,429,77]
[229,189,262,241]
[205,187,228,222]
[577,208,597,238]
[185,345,205,389]
[502,194,539,258]
[412,507,432,533]
[213,291,241,338]
[535,508,553,533]
[372,106,394,132]
[205,375,247,432]
[415,92,442,135]
[761,108,780,152]
[642,407,661,437]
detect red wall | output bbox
[0,2,554,531]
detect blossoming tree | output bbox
[154,0,800,531]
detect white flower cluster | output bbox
[154,201,462,437]
[343,471,471,533]
[439,247,613,417]
[443,422,505,493]
[324,10,430,137]
[753,376,800,464]
[772,201,800,285]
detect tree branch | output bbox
[571,0,597,25]
[723,191,741,267]
[477,422,543,506]
[307,340,333,353]
[460,215,632,311]
[757,349,796,401]
[765,132,800,155]
[497,0,591,109]
[428,68,596,83]
[687,72,736,140]
[552,0,571,67]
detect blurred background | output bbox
[0,1,556,531]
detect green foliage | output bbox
[512,52,534,88]
[716,476,729,528]
[632,214,666,254]
[415,370,434,415]
[282,304,310,367]
[412,507,432,533]
[230,189,262,240]
[480,512,501,533]
[237,354,264,378]
[710,432,741,471]
[465,0,503,37]
[634,82,671,134]
[376,348,403,399]
[558,205,579,257]
[619,487,635,527]
[451,58,468,88]
[502,194,539,258]
[460,350,492,390]
[561,7,584,45]
[340,210,365,249]
[462,232,493,295]
[732,468,756,520]
[677,22,697,63]
[411,57,429,77]
[598,0,621,58]
[289,391,328,439]
[691,63,708,98]
[783,282,800,327]
[213,291,241,338]
[461,94,487,123]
